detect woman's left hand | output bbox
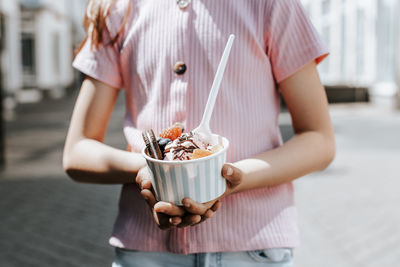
[180,163,243,226]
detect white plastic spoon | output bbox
[192,34,235,144]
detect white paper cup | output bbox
[142,136,229,205]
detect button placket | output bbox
[168,0,191,132]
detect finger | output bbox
[141,179,152,190]
[159,218,182,229]
[203,209,214,219]
[221,163,242,188]
[181,198,210,215]
[136,169,153,190]
[193,209,214,226]
[178,214,201,228]
[154,202,185,217]
[135,173,143,186]
[156,213,175,230]
[153,211,179,230]
[197,204,218,225]
[210,200,222,212]
[141,189,157,207]
[169,217,182,226]
[135,168,148,184]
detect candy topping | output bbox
[159,126,182,141]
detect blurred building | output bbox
[0,0,86,109]
[301,0,400,107]
[0,0,22,103]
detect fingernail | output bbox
[184,202,191,208]
[143,196,149,201]
[226,167,233,176]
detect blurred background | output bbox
[0,0,399,266]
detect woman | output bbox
[63,0,335,266]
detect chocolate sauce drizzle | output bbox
[164,132,202,160]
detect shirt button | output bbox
[177,0,189,9]
[173,62,187,75]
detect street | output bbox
[1,91,399,267]
[291,104,400,267]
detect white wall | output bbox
[371,0,398,99]
[301,0,383,85]
[69,0,87,45]
[0,0,23,94]
[35,8,73,89]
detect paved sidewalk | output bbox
[0,91,125,267]
[291,104,400,267]
[1,91,399,266]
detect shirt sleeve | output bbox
[72,2,127,89]
[265,0,329,83]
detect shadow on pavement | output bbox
[1,91,126,267]
[0,176,120,267]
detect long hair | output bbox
[77,0,130,52]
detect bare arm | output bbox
[224,61,335,193]
[63,77,146,184]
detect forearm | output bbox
[63,138,146,184]
[62,78,146,184]
[232,130,335,193]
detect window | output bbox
[0,14,5,52]
[21,33,35,75]
[52,33,60,76]
[376,0,395,82]
[356,9,365,77]
[340,12,346,78]
[320,25,330,74]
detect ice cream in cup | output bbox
[142,129,229,205]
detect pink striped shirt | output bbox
[73,0,328,254]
